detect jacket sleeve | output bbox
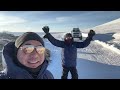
[74,37,92,48]
[45,33,65,48]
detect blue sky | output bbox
[0,11,120,32]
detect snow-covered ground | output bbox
[84,18,120,52]
[43,32,120,79]
[1,18,120,79]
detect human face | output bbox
[64,36,73,45]
[17,40,45,68]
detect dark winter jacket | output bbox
[0,42,54,79]
[45,33,92,67]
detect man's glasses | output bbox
[20,45,45,54]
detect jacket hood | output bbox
[2,42,49,79]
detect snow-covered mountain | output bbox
[83,18,120,50]
[84,18,120,34]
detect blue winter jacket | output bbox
[0,42,54,79]
[46,33,92,67]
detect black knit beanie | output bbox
[15,32,44,49]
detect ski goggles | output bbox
[65,36,72,40]
[20,45,45,54]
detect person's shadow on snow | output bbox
[93,33,115,42]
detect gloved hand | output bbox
[88,29,95,38]
[42,26,49,34]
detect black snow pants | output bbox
[61,65,78,79]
